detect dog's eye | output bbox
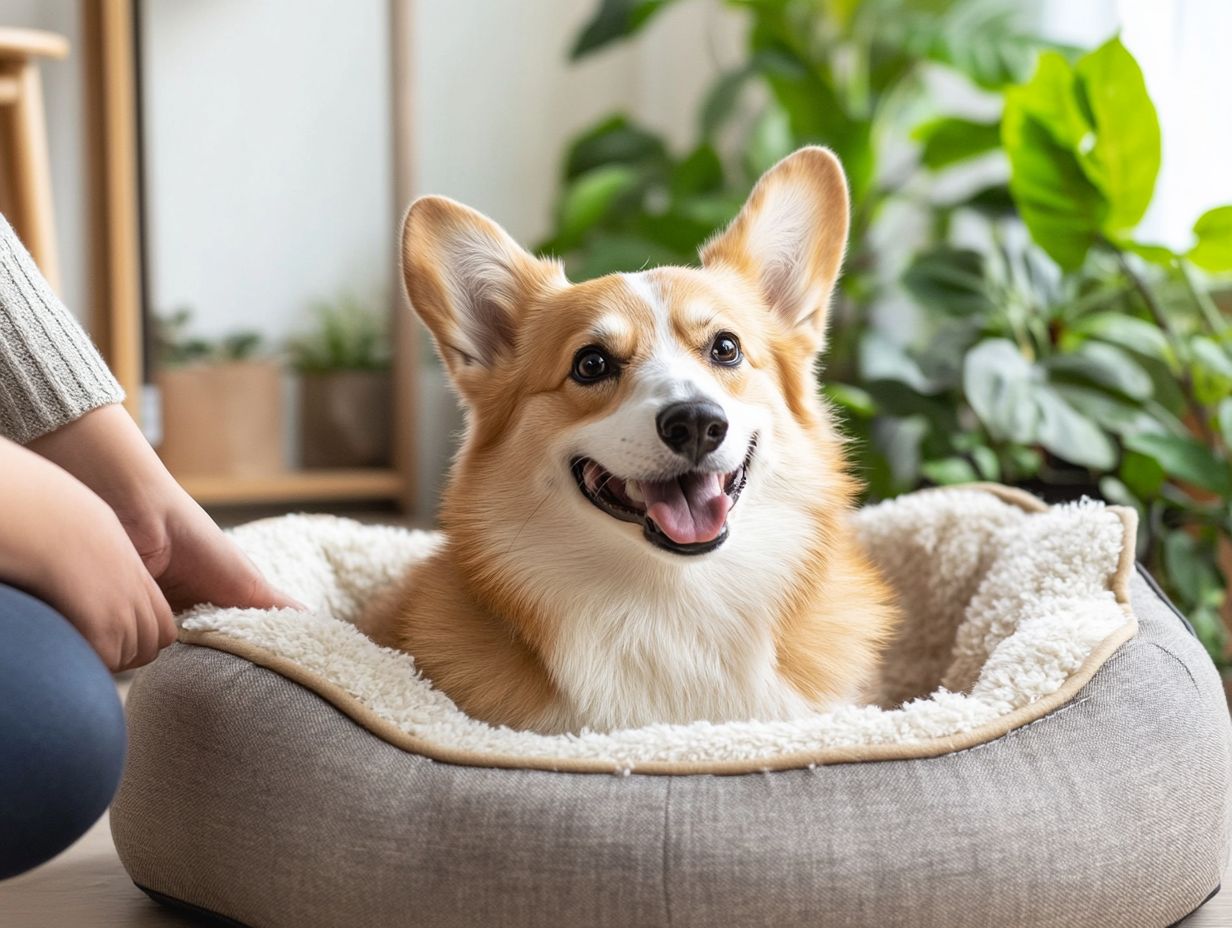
[571,346,615,384]
[710,332,742,366]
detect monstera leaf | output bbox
[1002,38,1161,270]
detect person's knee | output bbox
[0,585,127,880]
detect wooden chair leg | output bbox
[4,58,59,292]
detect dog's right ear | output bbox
[401,196,565,399]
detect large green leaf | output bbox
[571,0,676,59]
[913,116,1003,170]
[1189,205,1232,272]
[1124,432,1232,495]
[1001,39,1161,268]
[963,338,1041,443]
[1034,384,1117,468]
[1002,107,1107,270]
[1073,37,1161,233]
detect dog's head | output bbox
[402,147,850,564]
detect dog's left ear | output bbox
[700,147,849,348]
[401,196,566,401]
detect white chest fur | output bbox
[548,598,811,731]
[529,517,817,732]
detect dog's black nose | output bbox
[656,401,728,463]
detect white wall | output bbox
[139,0,396,343]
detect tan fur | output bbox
[366,147,899,732]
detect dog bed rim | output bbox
[177,483,1139,776]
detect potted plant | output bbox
[288,295,392,469]
[154,308,285,477]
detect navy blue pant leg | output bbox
[0,582,126,880]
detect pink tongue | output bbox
[639,472,731,545]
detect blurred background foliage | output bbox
[538,0,1232,664]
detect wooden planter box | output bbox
[156,360,285,477]
[299,370,391,469]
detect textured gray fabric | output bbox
[111,571,1231,928]
[0,214,123,443]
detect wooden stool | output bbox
[0,28,69,292]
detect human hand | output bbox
[28,405,300,613]
[118,480,300,613]
[0,439,176,671]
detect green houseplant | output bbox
[540,0,1232,663]
[287,295,392,469]
[153,309,285,477]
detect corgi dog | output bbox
[363,147,898,734]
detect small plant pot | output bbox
[298,370,391,469]
[156,360,286,477]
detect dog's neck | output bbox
[452,489,825,731]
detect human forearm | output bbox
[26,404,172,552]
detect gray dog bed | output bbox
[110,485,1231,927]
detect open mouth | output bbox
[570,438,756,556]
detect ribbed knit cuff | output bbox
[0,214,124,443]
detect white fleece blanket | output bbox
[180,488,1132,769]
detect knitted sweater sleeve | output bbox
[0,214,124,443]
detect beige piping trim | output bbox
[178,484,1140,776]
